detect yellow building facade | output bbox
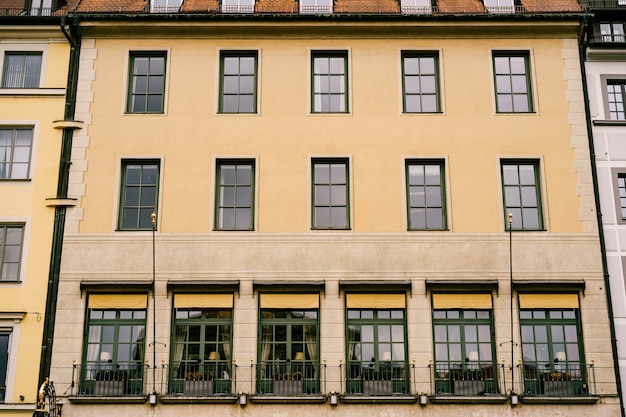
[46,2,622,416]
[0,17,70,417]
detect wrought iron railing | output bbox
[163,361,234,396]
[253,360,324,396]
[401,5,437,14]
[429,362,499,395]
[221,4,255,13]
[342,360,411,395]
[585,0,626,8]
[589,35,626,43]
[299,6,333,14]
[519,361,595,397]
[72,362,147,396]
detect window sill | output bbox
[427,394,508,404]
[68,395,147,404]
[0,88,65,96]
[0,281,23,285]
[0,179,31,183]
[593,119,626,126]
[0,403,37,410]
[519,395,599,404]
[248,394,326,404]
[159,394,239,404]
[339,394,418,404]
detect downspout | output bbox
[38,15,81,387]
[578,15,626,417]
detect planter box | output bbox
[363,380,393,395]
[94,380,125,396]
[184,380,213,396]
[543,380,574,396]
[274,380,303,395]
[454,380,484,395]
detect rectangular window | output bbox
[483,0,515,13]
[257,307,320,395]
[29,0,52,15]
[519,308,585,396]
[618,174,626,219]
[150,0,183,12]
[0,330,9,402]
[215,159,255,231]
[311,51,348,113]
[219,52,258,113]
[0,225,24,282]
[406,160,446,230]
[402,52,440,113]
[2,53,42,88]
[300,0,333,14]
[0,127,33,180]
[493,52,533,113]
[118,160,160,231]
[400,0,433,14]
[312,158,349,230]
[501,160,543,230]
[221,0,255,13]
[170,307,233,395]
[607,81,626,120]
[126,52,166,114]
[81,308,146,396]
[346,308,409,395]
[600,22,626,42]
[432,309,497,395]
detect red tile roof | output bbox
[27,0,587,15]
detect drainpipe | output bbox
[38,15,81,388]
[578,15,626,417]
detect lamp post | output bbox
[508,213,517,405]
[150,212,157,404]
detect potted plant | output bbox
[184,371,213,395]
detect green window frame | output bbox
[312,158,349,230]
[2,52,42,88]
[406,160,446,230]
[607,81,626,120]
[81,309,146,394]
[402,52,440,113]
[0,224,24,282]
[311,51,348,113]
[346,308,409,395]
[501,160,543,230]
[493,51,533,113]
[118,160,160,231]
[257,308,320,394]
[126,52,166,114]
[519,308,585,396]
[170,308,233,394]
[219,51,258,113]
[0,330,9,402]
[0,127,33,180]
[432,309,497,395]
[215,159,255,231]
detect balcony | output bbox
[221,4,255,13]
[71,362,147,400]
[589,34,626,43]
[519,360,596,400]
[430,362,499,397]
[401,5,437,14]
[250,360,325,402]
[343,360,411,396]
[163,360,233,397]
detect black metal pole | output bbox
[508,212,514,395]
[151,212,156,395]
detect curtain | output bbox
[305,325,318,380]
[260,325,272,378]
[173,325,187,378]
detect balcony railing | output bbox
[342,360,411,395]
[164,360,234,396]
[429,362,499,396]
[401,6,437,14]
[72,362,147,396]
[519,361,595,397]
[253,360,323,396]
[589,34,626,43]
[585,0,626,8]
[221,4,255,13]
[299,6,333,14]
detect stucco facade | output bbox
[0,23,69,416]
[43,4,621,417]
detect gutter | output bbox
[38,14,81,388]
[578,14,626,417]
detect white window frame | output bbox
[221,0,255,13]
[300,0,333,14]
[0,44,49,93]
[150,0,183,13]
[483,0,515,14]
[400,0,433,14]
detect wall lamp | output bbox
[239,392,247,406]
[148,391,157,405]
[419,393,428,406]
[510,392,519,407]
[329,391,338,406]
